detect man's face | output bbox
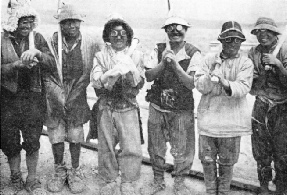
[221,37,243,58]
[16,16,35,37]
[109,25,128,51]
[61,19,81,38]
[165,24,187,43]
[255,29,277,47]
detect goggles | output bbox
[110,30,127,37]
[222,37,243,44]
[166,24,184,33]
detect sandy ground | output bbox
[0,86,275,195]
[0,135,258,195]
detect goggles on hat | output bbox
[222,37,243,44]
[166,24,184,33]
[110,30,127,37]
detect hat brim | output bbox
[54,14,85,23]
[251,24,281,35]
[218,30,246,41]
[161,24,191,29]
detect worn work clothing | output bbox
[148,105,195,179]
[1,31,56,93]
[90,44,145,182]
[248,42,287,103]
[195,52,254,137]
[251,97,287,185]
[97,101,142,182]
[1,31,55,158]
[249,42,287,190]
[145,42,199,181]
[46,32,100,140]
[47,119,84,144]
[146,42,200,111]
[199,135,241,166]
[145,42,201,112]
[1,89,45,157]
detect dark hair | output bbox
[102,19,133,46]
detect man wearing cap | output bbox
[90,14,145,195]
[1,0,55,194]
[248,17,287,195]
[195,21,253,195]
[45,3,100,194]
[141,16,201,195]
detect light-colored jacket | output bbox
[195,52,254,137]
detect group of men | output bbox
[1,0,286,195]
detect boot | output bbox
[139,179,166,195]
[202,162,217,195]
[100,181,117,195]
[67,166,85,194]
[47,163,68,192]
[173,176,192,195]
[8,154,24,191]
[121,182,136,195]
[218,165,233,195]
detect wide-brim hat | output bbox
[54,4,85,23]
[102,14,134,46]
[161,16,191,29]
[2,0,40,32]
[218,21,246,41]
[251,17,281,35]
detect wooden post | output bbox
[57,0,63,84]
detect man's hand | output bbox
[13,60,26,69]
[163,50,178,69]
[262,53,280,66]
[211,72,230,91]
[21,48,42,66]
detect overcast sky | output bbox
[1,0,287,24]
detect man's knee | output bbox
[22,141,40,156]
[2,145,22,159]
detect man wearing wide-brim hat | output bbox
[248,17,287,195]
[195,21,254,195]
[141,15,201,195]
[45,3,101,194]
[1,0,55,194]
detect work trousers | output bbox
[252,98,287,186]
[97,102,142,183]
[1,90,45,158]
[147,105,195,181]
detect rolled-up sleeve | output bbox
[186,51,202,74]
[229,58,254,98]
[145,45,159,69]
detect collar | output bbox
[63,33,82,48]
[165,41,190,62]
[220,51,240,60]
[255,40,278,53]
